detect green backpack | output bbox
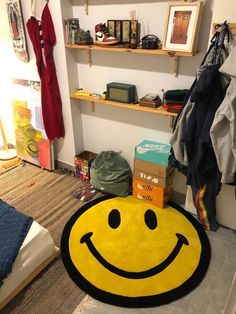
[90,151,132,196]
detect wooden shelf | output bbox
[70,93,177,127]
[65,44,196,76]
[65,44,195,57]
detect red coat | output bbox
[26,4,64,140]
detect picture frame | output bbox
[12,78,54,170]
[107,20,116,37]
[121,20,131,44]
[115,20,122,42]
[162,1,202,53]
[6,0,29,63]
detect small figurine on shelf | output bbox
[64,18,93,45]
[68,18,80,45]
[102,91,107,100]
[75,29,93,45]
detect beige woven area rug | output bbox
[0,163,91,314]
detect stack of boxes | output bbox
[74,151,97,180]
[132,140,174,208]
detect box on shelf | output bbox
[134,140,171,167]
[132,177,171,198]
[74,151,97,180]
[132,187,172,208]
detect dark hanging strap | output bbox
[211,21,231,48]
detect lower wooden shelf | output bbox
[70,93,177,127]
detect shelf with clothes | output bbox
[70,92,177,127]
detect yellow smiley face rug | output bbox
[61,195,211,308]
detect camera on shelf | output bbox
[141,35,161,50]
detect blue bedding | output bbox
[0,199,33,286]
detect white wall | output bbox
[70,1,212,169]
[212,0,236,21]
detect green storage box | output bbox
[134,140,171,167]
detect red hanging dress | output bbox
[26,2,65,140]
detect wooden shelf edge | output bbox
[65,44,195,57]
[70,93,177,117]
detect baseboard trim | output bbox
[54,160,75,172]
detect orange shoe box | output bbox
[132,177,171,198]
[132,183,172,209]
[132,189,171,208]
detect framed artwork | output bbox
[12,79,54,170]
[107,20,116,37]
[122,20,131,44]
[115,20,122,42]
[6,0,29,62]
[163,1,202,53]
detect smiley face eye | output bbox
[145,209,158,230]
[108,209,121,229]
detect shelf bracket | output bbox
[173,56,179,77]
[87,49,92,66]
[84,0,88,15]
[167,52,179,77]
[90,101,95,112]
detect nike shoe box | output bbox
[132,177,171,198]
[133,159,174,188]
[134,140,171,167]
[132,181,172,208]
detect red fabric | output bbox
[163,103,183,111]
[26,4,64,140]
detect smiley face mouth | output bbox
[80,232,189,279]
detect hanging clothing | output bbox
[183,63,226,231]
[210,45,236,184]
[170,43,228,172]
[169,25,231,231]
[26,1,65,140]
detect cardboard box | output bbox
[132,188,171,208]
[132,177,171,198]
[134,168,174,188]
[134,158,174,178]
[74,151,97,180]
[134,140,171,167]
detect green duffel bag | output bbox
[90,151,132,196]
